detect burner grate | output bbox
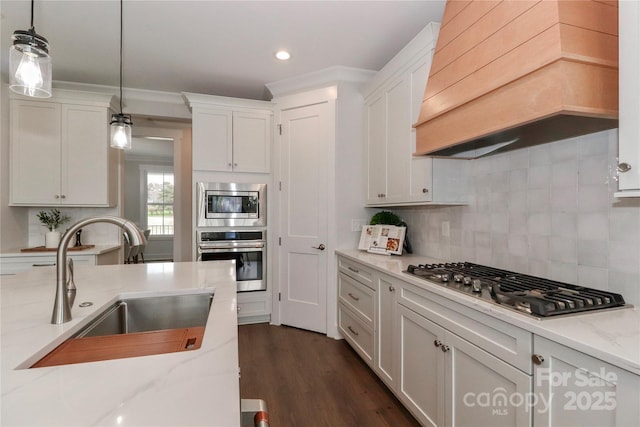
[405,262,626,317]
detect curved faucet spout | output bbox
[52,216,146,324]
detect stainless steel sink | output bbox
[75,292,214,338]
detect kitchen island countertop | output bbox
[336,249,640,376]
[1,261,240,426]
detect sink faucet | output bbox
[52,216,147,324]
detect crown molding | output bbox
[266,66,376,99]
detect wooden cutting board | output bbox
[20,245,95,253]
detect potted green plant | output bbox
[37,209,71,248]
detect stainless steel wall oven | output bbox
[197,230,266,292]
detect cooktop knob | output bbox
[472,279,483,293]
[441,274,450,283]
[463,276,473,286]
[453,274,464,283]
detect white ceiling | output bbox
[1,0,446,101]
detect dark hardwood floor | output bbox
[238,323,421,427]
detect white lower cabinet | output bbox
[376,274,398,388]
[338,265,376,365]
[397,304,532,427]
[397,304,445,427]
[532,336,640,427]
[237,291,271,325]
[336,255,640,427]
[0,251,120,275]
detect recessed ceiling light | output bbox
[275,50,291,61]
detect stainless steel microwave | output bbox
[196,182,266,227]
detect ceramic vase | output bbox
[45,230,61,248]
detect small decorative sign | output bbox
[357,224,406,255]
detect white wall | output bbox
[395,129,640,307]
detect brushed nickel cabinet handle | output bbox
[347,326,359,336]
[347,266,359,273]
[618,162,632,173]
[532,354,545,365]
[348,292,360,301]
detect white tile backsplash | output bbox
[399,129,640,307]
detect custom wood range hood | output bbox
[413,0,619,158]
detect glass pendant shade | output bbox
[9,29,52,98]
[110,113,133,150]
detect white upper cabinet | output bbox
[232,111,271,173]
[184,93,273,174]
[10,91,117,207]
[617,0,640,196]
[364,22,468,207]
[192,108,233,172]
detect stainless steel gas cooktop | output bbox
[404,262,629,319]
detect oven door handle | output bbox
[199,243,265,252]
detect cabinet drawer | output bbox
[338,273,375,325]
[399,281,532,373]
[339,304,374,363]
[338,257,374,289]
[0,255,95,275]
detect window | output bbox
[144,169,174,236]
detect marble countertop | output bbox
[336,249,640,376]
[1,261,240,426]
[1,244,121,257]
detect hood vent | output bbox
[413,0,618,158]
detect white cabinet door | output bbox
[408,54,434,202]
[446,331,532,427]
[533,336,640,427]
[62,104,112,205]
[366,94,387,204]
[232,111,270,173]
[397,304,445,427]
[617,0,640,195]
[10,94,115,207]
[385,78,411,203]
[376,274,398,388]
[10,100,62,205]
[192,108,233,172]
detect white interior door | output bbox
[279,102,329,334]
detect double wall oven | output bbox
[196,183,266,293]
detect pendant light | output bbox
[9,0,52,98]
[110,0,132,150]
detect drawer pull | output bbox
[347,292,360,301]
[33,263,56,267]
[347,326,359,336]
[347,266,359,273]
[532,354,545,365]
[441,345,450,353]
[434,340,442,348]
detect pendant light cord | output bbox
[119,0,124,114]
[30,0,34,29]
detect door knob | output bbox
[312,244,326,251]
